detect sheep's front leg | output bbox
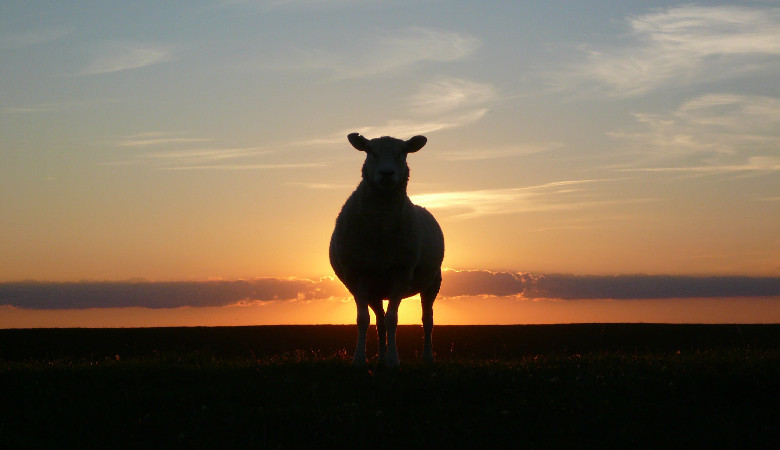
[384,298,401,368]
[353,299,370,367]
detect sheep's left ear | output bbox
[348,133,369,152]
[405,135,427,153]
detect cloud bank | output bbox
[0,278,348,310]
[1,271,778,310]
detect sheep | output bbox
[330,133,445,368]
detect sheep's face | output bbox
[348,133,427,191]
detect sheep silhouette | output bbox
[330,133,445,368]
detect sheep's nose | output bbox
[379,169,395,178]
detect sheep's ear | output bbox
[405,135,427,153]
[348,133,369,152]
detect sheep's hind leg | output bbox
[384,298,401,368]
[353,299,370,367]
[420,296,435,363]
[368,299,387,363]
[421,276,440,363]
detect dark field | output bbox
[2,324,779,449]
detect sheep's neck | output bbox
[357,180,408,216]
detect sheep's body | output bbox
[330,133,444,367]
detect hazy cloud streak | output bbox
[158,162,328,171]
[117,136,214,148]
[1,27,73,49]
[610,94,780,172]
[298,109,488,147]
[79,42,174,75]
[410,179,629,219]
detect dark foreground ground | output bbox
[1,324,779,449]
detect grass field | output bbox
[2,324,779,448]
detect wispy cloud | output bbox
[408,77,495,114]
[343,27,479,78]
[560,5,780,96]
[437,142,564,161]
[116,132,213,147]
[105,132,327,171]
[79,42,174,75]
[139,147,272,164]
[276,27,479,79]
[298,75,494,147]
[610,94,780,173]
[410,179,636,219]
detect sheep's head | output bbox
[348,133,427,192]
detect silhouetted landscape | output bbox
[2,324,778,448]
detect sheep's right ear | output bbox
[348,133,369,152]
[405,135,427,153]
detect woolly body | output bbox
[330,134,444,367]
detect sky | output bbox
[1,1,779,327]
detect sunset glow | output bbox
[1,1,778,327]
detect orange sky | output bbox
[1,2,779,327]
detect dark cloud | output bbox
[441,271,780,300]
[0,278,348,310]
[527,274,780,300]
[1,272,778,310]
[440,270,531,297]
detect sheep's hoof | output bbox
[384,355,400,369]
[352,356,367,368]
[422,353,435,364]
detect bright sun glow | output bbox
[383,296,424,325]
